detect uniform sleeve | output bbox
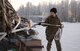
[44,17,49,23]
[58,18,61,25]
[57,17,62,28]
[42,17,49,26]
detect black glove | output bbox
[38,22,42,25]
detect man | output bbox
[38,8,62,51]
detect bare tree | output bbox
[70,0,77,22]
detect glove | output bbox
[37,22,42,25]
[60,24,64,28]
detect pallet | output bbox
[18,39,44,51]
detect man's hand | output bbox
[37,22,42,25]
[60,24,64,28]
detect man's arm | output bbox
[57,17,64,28]
[38,17,49,26]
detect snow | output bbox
[33,22,80,51]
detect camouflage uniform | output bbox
[44,15,62,51]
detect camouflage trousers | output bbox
[46,34,62,51]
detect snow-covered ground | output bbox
[34,22,80,51]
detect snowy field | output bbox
[34,22,80,51]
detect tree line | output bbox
[17,0,80,22]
